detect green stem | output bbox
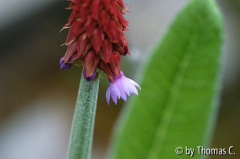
[67,72,100,159]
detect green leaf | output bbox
[108,0,223,158]
[67,73,100,159]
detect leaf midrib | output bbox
[146,31,198,159]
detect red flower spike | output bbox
[105,20,118,42]
[77,33,89,57]
[85,16,96,38]
[69,52,81,63]
[119,35,128,48]
[91,28,104,53]
[91,0,102,20]
[109,52,121,78]
[99,61,114,82]
[60,0,141,105]
[101,38,112,62]
[79,6,90,23]
[61,0,130,82]
[66,20,84,44]
[117,0,125,9]
[63,41,78,62]
[99,10,110,28]
[109,1,118,18]
[66,7,78,26]
[117,12,129,30]
[102,0,110,9]
[83,50,100,78]
[82,0,92,8]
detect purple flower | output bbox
[60,57,72,69]
[106,71,141,105]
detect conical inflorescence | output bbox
[60,0,140,105]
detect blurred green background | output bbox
[0,0,239,159]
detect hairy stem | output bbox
[67,72,100,159]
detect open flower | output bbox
[60,0,140,105]
[106,71,141,105]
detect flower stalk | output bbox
[67,72,100,159]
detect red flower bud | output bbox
[100,38,112,63]
[109,52,121,78]
[91,28,104,53]
[63,41,77,62]
[99,61,114,82]
[77,33,89,57]
[83,50,100,78]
